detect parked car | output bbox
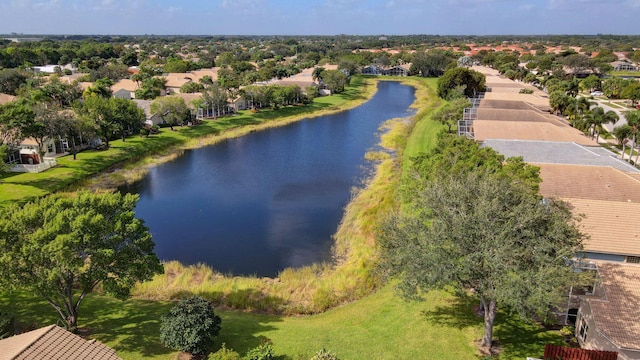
[590,91,604,96]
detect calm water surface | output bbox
[121,81,416,277]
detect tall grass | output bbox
[132,77,444,315]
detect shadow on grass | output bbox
[421,294,481,330]
[1,289,285,359]
[494,312,563,359]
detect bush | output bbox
[0,311,14,339]
[244,341,275,360]
[159,296,222,356]
[210,344,241,360]
[311,348,339,360]
[519,88,534,94]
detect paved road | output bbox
[583,97,629,132]
[482,139,640,173]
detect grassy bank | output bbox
[0,284,561,360]
[0,76,376,207]
[132,77,440,314]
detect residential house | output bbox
[576,262,640,360]
[110,79,139,99]
[163,73,193,94]
[133,99,163,126]
[361,64,385,75]
[385,64,410,76]
[0,324,122,360]
[612,60,638,72]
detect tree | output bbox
[613,124,633,158]
[621,82,640,106]
[0,191,163,332]
[0,99,32,149]
[321,69,349,94]
[78,96,145,147]
[410,50,454,77]
[582,106,618,143]
[432,98,471,133]
[623,110,640,163]
[83,78,113,99]
[580,75,600,93]
[437,67,486,100]
[135,77,166,100]
[0,69,28,95]
[379,171,584,350]
[0,144,10,174]
[151,96,190,130]
[160,296,222,359]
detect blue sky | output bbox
[1,0,639,35]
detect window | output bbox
[577,317,589,342]
[626,256,640,264]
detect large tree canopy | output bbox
[381,135,583,350]
[437,67,486,100]
[0,191,164,332]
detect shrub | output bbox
[244,341,275,360]
[519,88,534,94]
[0,311,14,339]
[311,348,339,360]
[159,296,222,357]
[210,344,242,360]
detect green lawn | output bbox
[0,285,560,360]
[609,70,640,77]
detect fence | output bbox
[9,158,57,173]
[543,344,618,360]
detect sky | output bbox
[0,0,639,36]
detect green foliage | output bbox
[150,96,190,130]
[431,98,470,133]
[437,67,486,100]
[519,88,534,94]
[0,69,28,95]
[209,344,242,360]
[321,70,349,94]
[159,296,222,356]
[410,50,456,77]
[311,348,339,360]
[0,191,163,331]
[382,132,581,348]
[0,310,14,339]
[408,134,541,194]
[244,341,275,360]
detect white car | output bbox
[590,91,604,96]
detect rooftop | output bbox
[0,325,122,360]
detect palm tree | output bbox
[584,107,619,143]
[623,110,640,163]
[613,125,633,159]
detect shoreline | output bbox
[82,77,379,191]
[131,76,437,315]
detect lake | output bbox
[121,81,416,277]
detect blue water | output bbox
[121,81,416,277]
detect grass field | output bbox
[0,285,561,360]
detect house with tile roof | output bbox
[0,324,122,360]
[576,262,640,360]
[467,65,640,355]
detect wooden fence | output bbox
[544,344,618,360]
